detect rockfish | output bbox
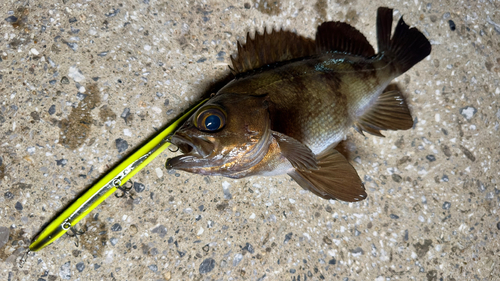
[166,7,431,202]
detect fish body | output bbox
[166,7,431,202]
[218,52,395,154]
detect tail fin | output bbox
[377,7,431,74]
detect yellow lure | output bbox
[28,99,207,252]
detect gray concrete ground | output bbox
[1,0,499,280]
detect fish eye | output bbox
[194,107,226,132]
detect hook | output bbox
[168,144,179,153]
[66,224,87,247]
[18,249,32,268]
[114,181,134,200]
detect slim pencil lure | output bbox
[21,99,208,264]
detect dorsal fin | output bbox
[315,21,375,57]
[230,27,316,75]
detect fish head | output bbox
[166,93,272,177]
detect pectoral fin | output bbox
[355,87,413,137]
[288,149,366,202]
[273,131,318,170]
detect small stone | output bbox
[390,214,400,219]
[284,232,293,244]
[66,42,78,51]
[0,226,10,249]
[60,261,71,280]
[448,20,456,31]
[442,12,451,19]
[110,223,122,232]
[5,16,18,22]
[459,145,476,162]
[148,264,158,272]
[443,202,451,210]
[105,8,120,17]
[48,105,56,115]
[198,205,204,211]
[426,155,436,162]
[4,192,14,200]
[133,182,145,193]
[110,238,118,246]
[97,51,108,57]
[244,3,251,9]
[459,106,477,120]
[76,262,85,272]
[61,76,70,84]
[242,242,254,254]
[30,112,40,121]
[152,225,167,238]
[202,244,209,252]
[115,138,128,153]
[69,17,77,23]
[391,174,402,183]
[328,258,336,265]
[76,92,87,100]
[216,51,226,61]
[350,247,364,255]
[120,108,131,122]
[94,264,100,270]
[56,159,68,167]
[68,66,85,82]
[290,269,296,273]
[233,253,243,266]
[199,258,216,274]
[497,222,500,230]
[196,57,207,63]
[15,202,23,211]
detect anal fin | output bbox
[355,85,413,137]
[288,149,366,202]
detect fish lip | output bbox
[166,154,199,171]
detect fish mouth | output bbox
[171,133,195,154]
[171,133,214,157]
[166,133,215,171]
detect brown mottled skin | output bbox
[219,53,394,155]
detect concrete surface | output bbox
[1,0,499,280]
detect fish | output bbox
[165,7,431,202]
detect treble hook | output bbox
[114,180,134,200]
[66,224,87,247]
[18,249,32,268]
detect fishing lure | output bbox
[20,99,208,265]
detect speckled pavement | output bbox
[1,0,499,280]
